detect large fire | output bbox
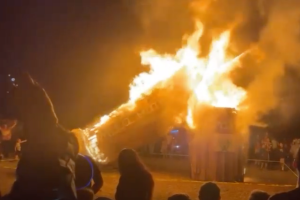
[76,20,247,163]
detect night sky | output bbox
[0,0,193,129]
[0,1,149,128]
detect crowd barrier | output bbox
[141,152,299,178]
[247,158,298,178]
[142,152,189,157]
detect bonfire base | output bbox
[189,107,245,182]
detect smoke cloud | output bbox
[235,0,300,132]
[123,0,194,52]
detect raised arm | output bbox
[10,120,17,129]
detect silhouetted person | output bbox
[198,182,220,200]
[168,194,191,200]
[1,73,79,200]
[115,148,154,200]
[268,148,300,200]
[0,120,17,158]
[76,154,103,200]
[249,190,270,200]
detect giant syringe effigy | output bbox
[73,21,249,166]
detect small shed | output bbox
[189,107,245,182]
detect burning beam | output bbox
[73,68,192,163]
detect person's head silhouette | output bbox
[248,190,270,200]
[168,194,191,200]
[118,148,146,175]
[198,182,220,200]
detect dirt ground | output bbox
[0,161,295,200]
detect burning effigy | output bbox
[73,20,248,177]
[73,67,192,163]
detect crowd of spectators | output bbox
[1,146,299,200]
[253,133,299,171]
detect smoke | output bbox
[235,0,300,132]
[126,0,300,132]
[189,0,300,132]
[123,0,194,52]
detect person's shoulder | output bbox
[141,168,151,176]
[137,168,152,178]
[61,128,79,148]
[269,188,300,200]
[85,155,101,167]
[85,155,97,164]
[143,170,154,182]
[269,192,288,200]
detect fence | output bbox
[141,152,299,181]
[141,152,189,158]
[247,158,298,178]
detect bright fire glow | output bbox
[80,20,247,162]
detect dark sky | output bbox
[0,1,147,128]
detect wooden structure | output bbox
[73,68,192,163]
[189,107,245,182]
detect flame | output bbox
[81,20,247,162]
[186,108,195,129]
[139,21,246,129]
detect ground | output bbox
[0,160,296,200]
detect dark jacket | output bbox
[115,169,154,200]
[75,154,103,193]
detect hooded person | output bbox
[0,72,79,200]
